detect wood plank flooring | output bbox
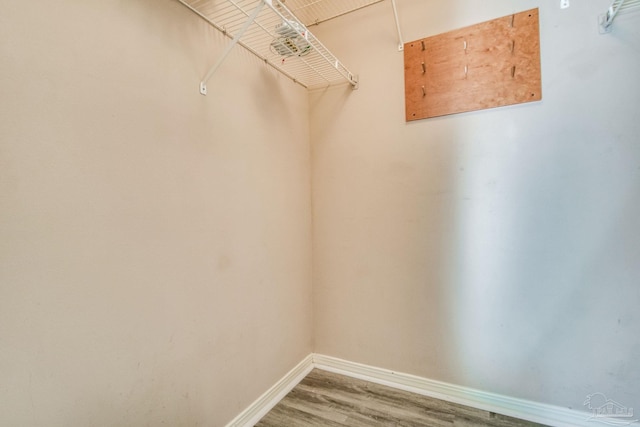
[255,369,547,427]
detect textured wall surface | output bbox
[311,0,640,413]
[0,1,313,425]
[2,0,639,423]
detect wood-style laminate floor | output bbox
[255,369,547,427]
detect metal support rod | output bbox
[390,0,404,51]
[199,0,266,95]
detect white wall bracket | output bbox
[599,0,640,33]
[351,74,359,90]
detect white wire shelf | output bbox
[286,0,404,51]
[284,0,385,26]
[600,0,640,33]
[177,0,358,92]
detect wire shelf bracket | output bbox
[177,0,359,95]
[390,0,404,51]
[599,0,640,33]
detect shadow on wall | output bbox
[308,0,640,415]
[446,104,640,409]
[310,78,469,379]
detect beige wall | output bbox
[3,0,639,424]
[0,0,312,425]
[311,0,640,413]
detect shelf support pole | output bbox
[199,0,266,95]
[391,0,404,51]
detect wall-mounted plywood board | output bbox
[404,8,541,121]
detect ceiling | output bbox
[283,0,384,26]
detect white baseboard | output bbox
[225,354,314,427]
[312,354,594,427]
[228,353,596,427]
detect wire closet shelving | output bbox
[600,0,640,32]
[285,0,384,26]
[177,0,386,93]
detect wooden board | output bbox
[404,8,541,121]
